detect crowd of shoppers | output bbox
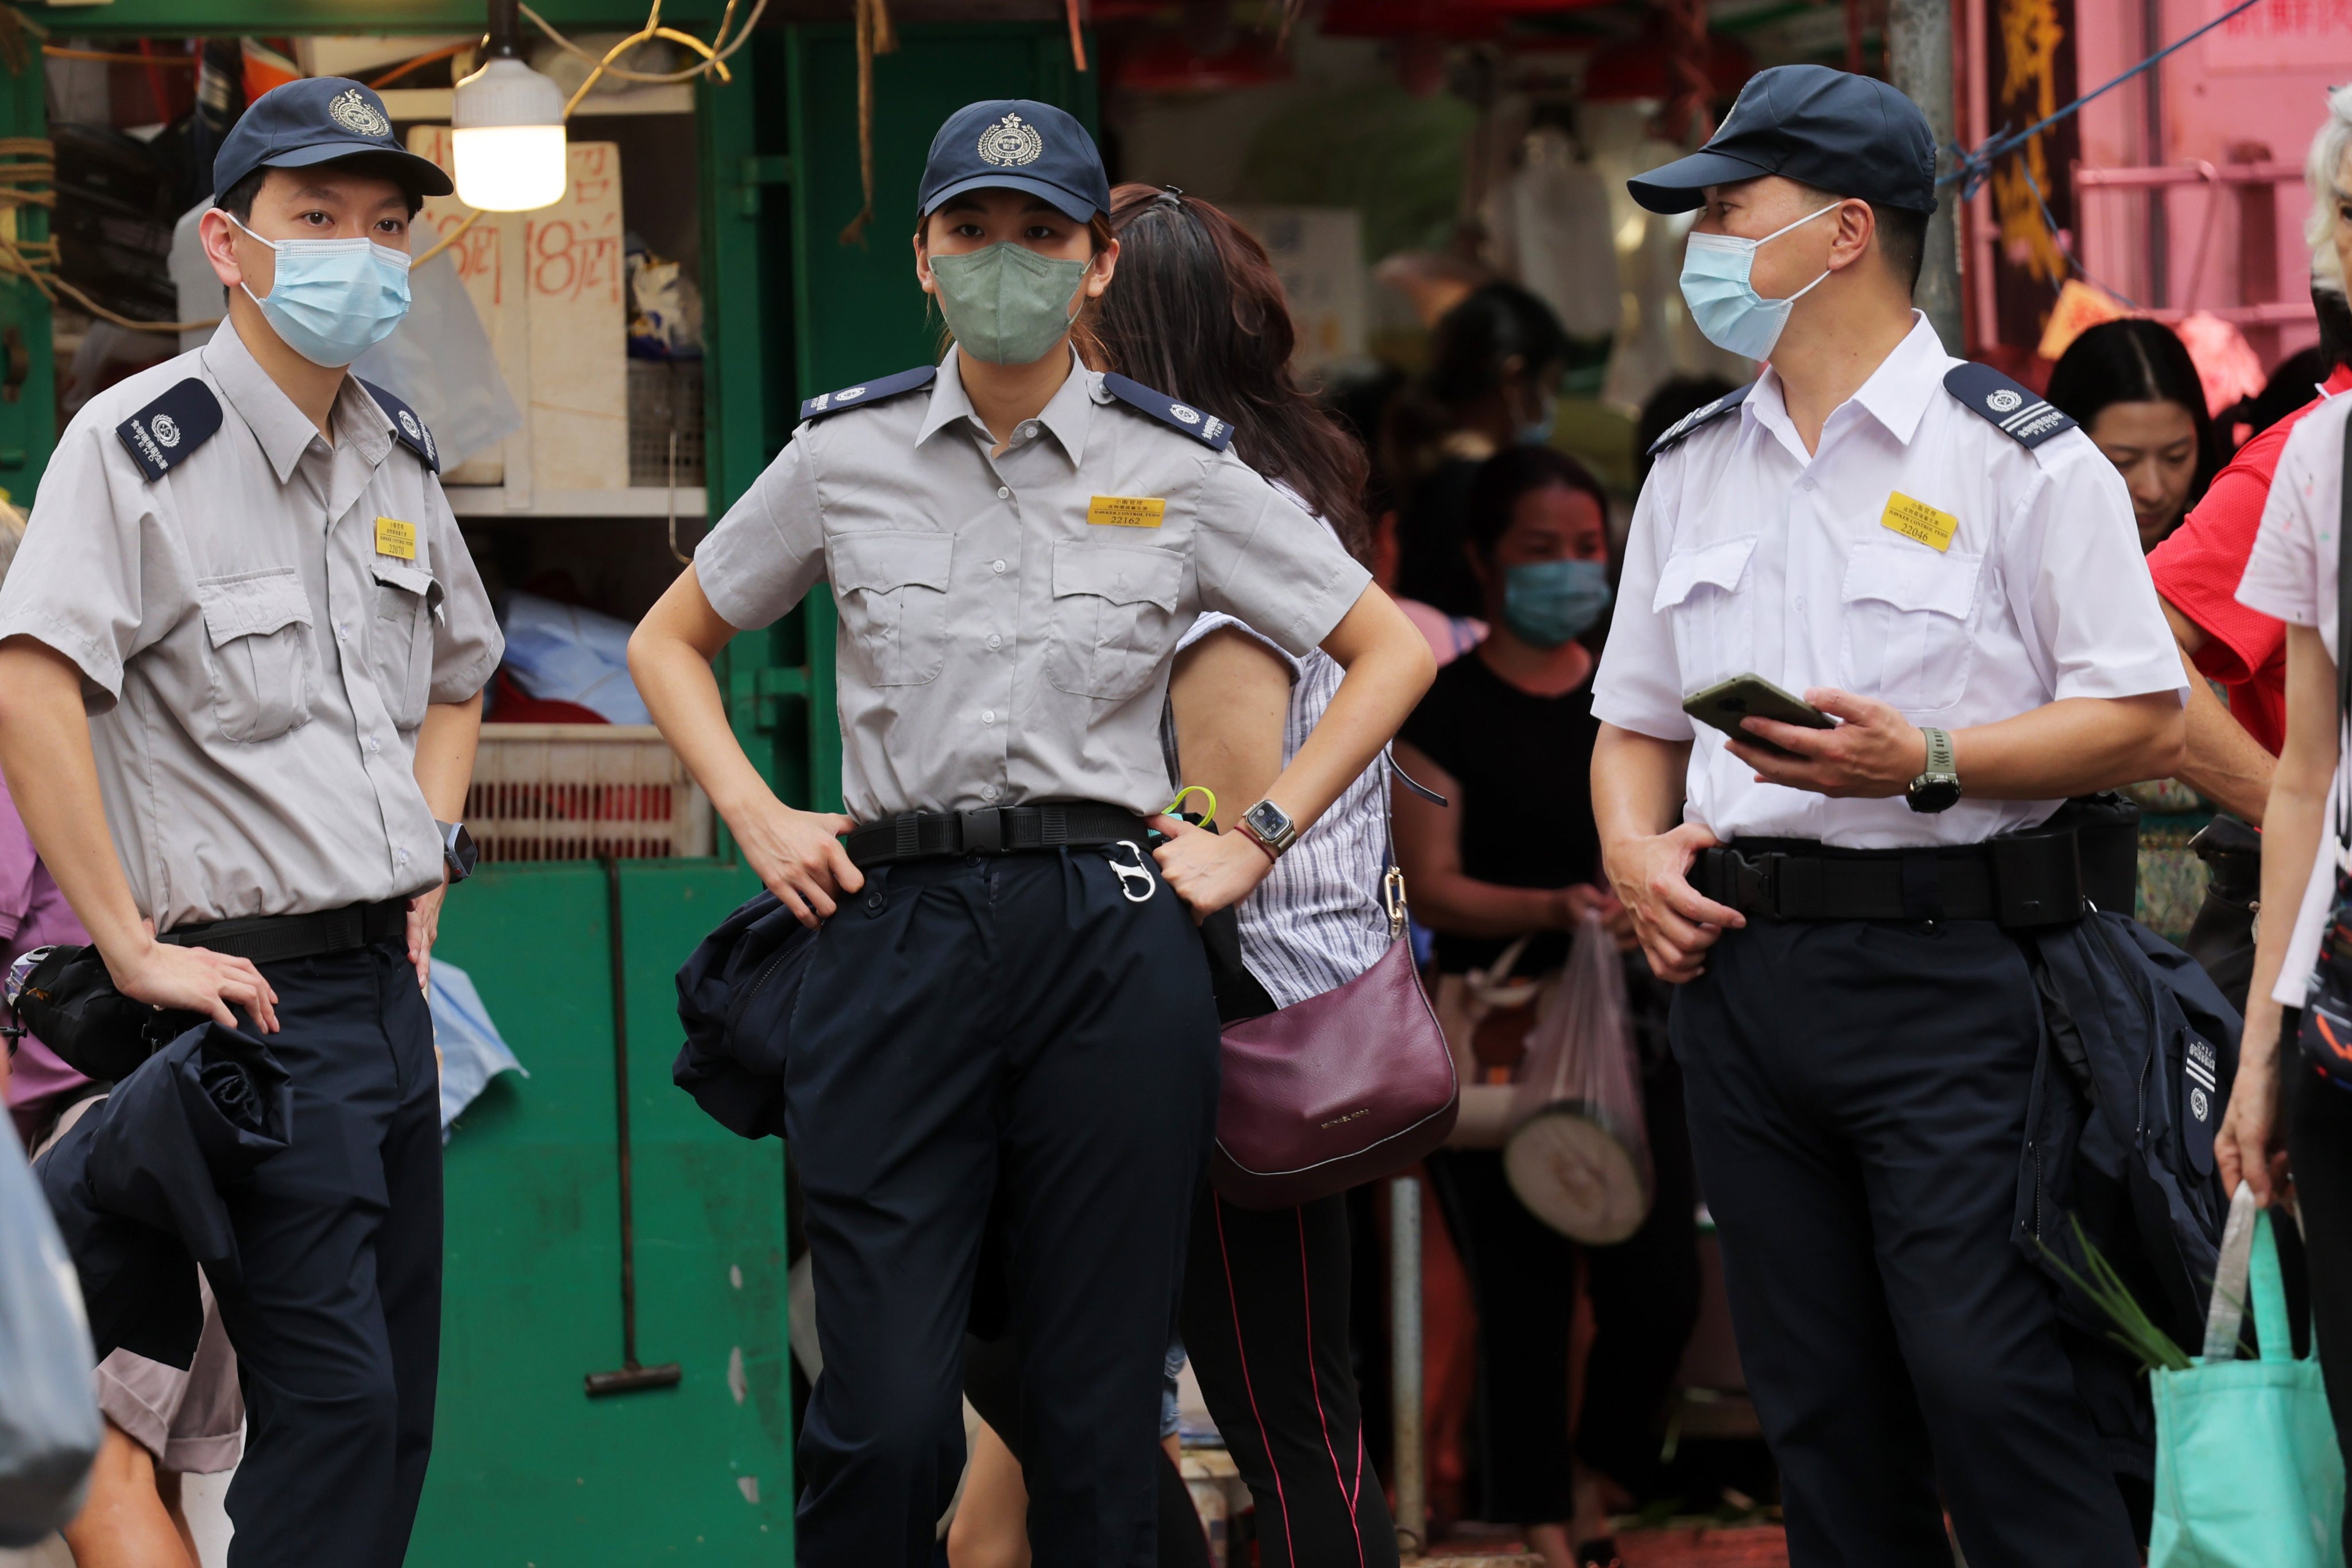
[25,54,2352,1568]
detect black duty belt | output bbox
[159,898,408,964]
[1695,827,2122,930]
[846,802,1152,870]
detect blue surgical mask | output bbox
[1516,398,1558,447]
[228,213,412,368]
[1678,202,1839,361]
[1503,558,1612,648]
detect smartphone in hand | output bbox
[1682,674,1835,758]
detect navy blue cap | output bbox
[918,100,1107,224]
[213,78,454,203]
[1628,65,1936,216]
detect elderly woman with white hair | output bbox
[2214,81,2352,1559]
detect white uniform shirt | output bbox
[2234,392,2352,1006]
[1592,313,2187,849]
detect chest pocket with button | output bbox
[1046,541,1187,702]
[369,560,442,729]
[1837,540,1982,712]
[1652,535,1759,696]
[195,569,316,744]
[831,531,955,687]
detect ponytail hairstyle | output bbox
[1093,184,1373,563]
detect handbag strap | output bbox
[1381,747,1449,940]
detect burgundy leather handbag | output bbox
[1209,863,1459,1208]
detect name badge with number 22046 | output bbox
[1880,492,1958,553]
[375,516,418,560]
[1087,496,1165,528]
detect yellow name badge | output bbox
[1087,495,1166,528]
[374,516,417,561]
[1880,492,1959,553]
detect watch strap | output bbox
[1235,819,1282,863]
[1921,727,1955,780]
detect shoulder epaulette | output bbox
[1644,381,1754,459]
[1944,363,2077,449]
[800,365,937,423]
[357,378,441,473]
[1100,372,1234,452]
[114,379,223,482]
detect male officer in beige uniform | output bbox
[0,79,500,1566]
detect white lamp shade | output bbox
[453,124,567,211]
[452,56,567,212]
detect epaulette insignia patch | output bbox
[1100,373,1235,452]
[1943,363,2077,449]
[801,365,939,422]
[357,378,441,473]
[114,379,223,482]
[1644,381,1754,459]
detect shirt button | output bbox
[397,849,410,866]
[1795,596,1808,612]
[997,486,1011,500]
[366,736,381,754]
[982,784,1000,801]
[986,633,1003,650]
[991,559,1007,574]
[337,624,348,643]
[981,709,996,724]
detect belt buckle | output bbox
[1720,849,1779,919]
[959,808,1005,856]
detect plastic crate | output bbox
[466,723,715,862]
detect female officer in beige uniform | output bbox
[629,99,1431,1568]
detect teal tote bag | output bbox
[2152,1207,2345,1567]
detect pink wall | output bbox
[1963,0,2336,364]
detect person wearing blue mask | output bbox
[1592,64,2190,1567]
[1393,445,1700,1568]
[0,78,501,1568]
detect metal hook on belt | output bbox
[1106,841,1157,904]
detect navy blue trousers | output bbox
[785,849,1221,1568]
[213,940,441,1568]
[1670,916,2135,1568]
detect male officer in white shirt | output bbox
[1592,65,2187,1566]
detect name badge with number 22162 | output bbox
[1087,496,1165,528]
[375,516,418,560]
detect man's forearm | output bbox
[0,639,148,962]
[2176,659,2275,824]
[1951,692,2185,800]
[1593,725,1693,849]
[412,693,484,823]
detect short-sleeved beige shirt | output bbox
[0,325,503,931]
[695,349,1372,822]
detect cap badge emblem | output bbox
[149,413,180,447]
[329,87,391,140]
[1986,388,2023,414]
[977,113,1045,168]
[398,409,422,441]
[1168,403,1203,426]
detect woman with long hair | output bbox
[2044,318,2220,553]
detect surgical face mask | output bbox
[227,213,412,368]
[1502,557,1612,648]
[1516,395,1558,447]
[1678,202,1840,361]
[928,241,1091,365]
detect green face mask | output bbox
[928,241,1091,365]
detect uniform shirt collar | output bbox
[1744,309,1952,456]
[202,321,394,485]
[918,346,1094,460]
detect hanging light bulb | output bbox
[452,0,567,211]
